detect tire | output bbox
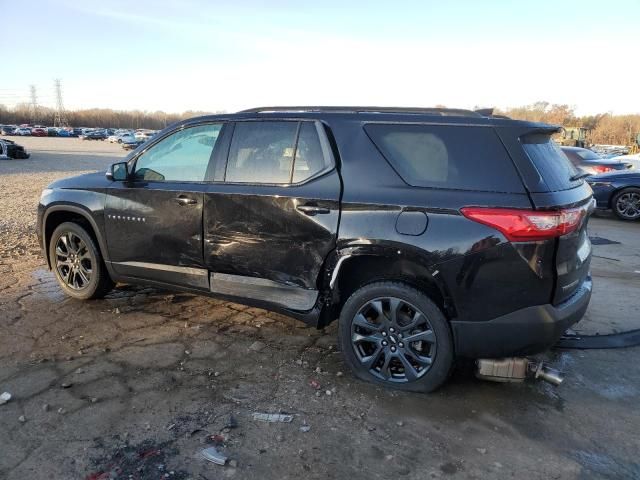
[49,222,114,299]
[338,281,454,392]
[612,188,640,221]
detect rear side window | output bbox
[364,124,523,193]
[225,121,331,184]
[522,134,580,191]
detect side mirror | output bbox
[106,161,129,181]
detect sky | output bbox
[3,0,639,116]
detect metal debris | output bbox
[252,412,293,423]
[249,341,266,352]
[200,446,227,465]
[0,392,11,405]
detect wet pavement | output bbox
[1,137,639,479]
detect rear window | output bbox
[522,135,581,191]
[575,149,601,160]
[364,124,524,193]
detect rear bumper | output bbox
[451,276,592,358]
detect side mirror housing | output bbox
[106,162,129,181]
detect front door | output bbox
[203,120,341,310]
[105,122,224,289]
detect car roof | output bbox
[171,106,559,130]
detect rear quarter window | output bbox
[522,135,581,191]
[364,124,524,193]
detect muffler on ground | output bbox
[476,358,564,386]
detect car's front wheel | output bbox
[612,188,640,221]
[338,281,454,392]
[49,222,114,299]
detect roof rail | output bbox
[238,106,483,117]
[474,107,511,119]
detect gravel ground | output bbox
[1,137,639,480]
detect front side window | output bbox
[225,121,331,184]
[133,124,222,182]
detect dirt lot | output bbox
[1,137,639,479]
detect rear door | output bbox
[203,120,341,310]
[515,132,594,304]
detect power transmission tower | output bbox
[54,79,69,127]
[29,85,39,125]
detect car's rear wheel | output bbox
[338,281,454,392]
[49,222,114,299]
[612,188,640,221]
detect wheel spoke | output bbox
[388,298,401,325]
[404,329,436,344]
[67,234,79,253]
[398,353,418,382]
[404,348,432,367]
[379,353,393,379]
[55,246,69,258]
[353,313,382,332]
[77,268,90,286]
[399,311,424,332]
[352,331,382,344]
[361,345,383,369]
[59,234,70,252]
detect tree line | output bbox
[1,101,638,146]
[497,102,640,146]
[0,103,223,131]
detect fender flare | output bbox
[323,245,456,318]
[42,203,110,269]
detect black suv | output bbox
[37,107,594,391]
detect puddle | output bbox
[589,236,621,246]
[573,450,640,479]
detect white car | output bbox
[134,130,157,141]
[15,128,31,136]
[109,130,135,143]
[610,153,640,170]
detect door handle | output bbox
[297,204,330,215]
[174,195,197,206]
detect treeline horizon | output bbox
[0,103,225,131]
[497,102,639,146]
[1,101,639,146]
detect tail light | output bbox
[460,207,585,241]
[593,165,614,173]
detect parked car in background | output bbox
[0,125,16,135]
[588,170,640,221]
[609,153,640,170]
[121,137,144,150]
[56,128,71,137]
[561,146,633,175]
[47,128,58,137]
[83,130,108,140]
[0,139,30,159]
[108,131,133,143]
[31,127,47,137]
[37,106,595,392]
[134,130,157,141]
[15,127,32,136]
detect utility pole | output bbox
[29,85,39,125]
[54,79,69,127]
